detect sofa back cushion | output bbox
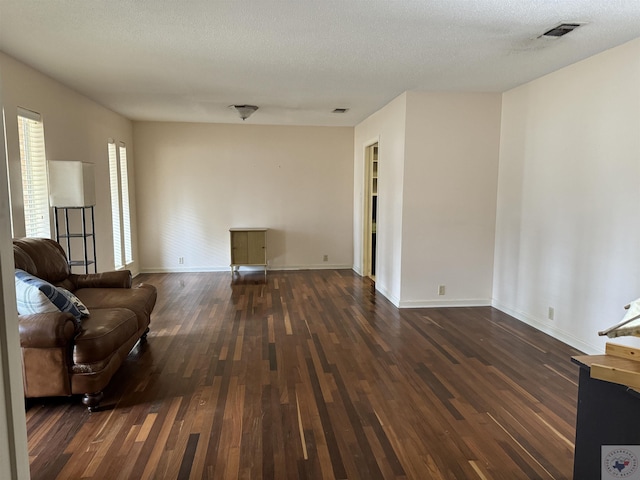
[13,242,37,274]
[13,238,70,284]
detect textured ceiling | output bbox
[1,0,640,126]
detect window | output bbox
[108,141,122,268]
[119,144,132,265]
[17,108,50,238]
[108,140,132,269]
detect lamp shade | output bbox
[48,161,96,207]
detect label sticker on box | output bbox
[603,446,640,479]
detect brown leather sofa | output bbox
[13,237,157,411]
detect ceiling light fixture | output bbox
[231,104,259,121]
[332,108,349,114]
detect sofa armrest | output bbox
[19,312,77,398]
[70,270,133,289]
[18,312,78,348]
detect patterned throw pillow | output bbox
[14,269,82,321]
[57,287,90,318]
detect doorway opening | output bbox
[363,142,378,280]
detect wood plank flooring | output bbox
[25,270,581,479]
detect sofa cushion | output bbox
[13,243,37,274]
[73,308,138,367]
[15,269,82,322]
[12,238,70,284]
[75,284,156,331]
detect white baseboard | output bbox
[375,284,400,307]
[270,264,353,271]
[139,264,353,274]
[140,266,230,274]
[399,298,492,308]
[491,300,602,355]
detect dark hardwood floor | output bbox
[26,270,581,479]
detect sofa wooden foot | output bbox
[82,392,104,412]
[141,327,150,341]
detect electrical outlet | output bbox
[438,285,446,296]
[179,257,184,265]
[323,254,329,262]
[548,307,554,321]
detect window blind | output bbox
[108,140,123,269]
[17,110,50,238]
[119,143,132,265]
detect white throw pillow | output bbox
[14,269,82,321]
[57,287,90,318]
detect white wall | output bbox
[494,38,640,354]
[133,122,354,272]
[353,94,407,305]
[401,92,501,307]
[1,52,137,274]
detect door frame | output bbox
[362,139,379,280]
[0,101,31,478]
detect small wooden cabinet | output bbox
[230,228,267,279]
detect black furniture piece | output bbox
[53,205,96,274]
[572,355,640,479]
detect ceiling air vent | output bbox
[542,23,582,38]
[332,108,349,114]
